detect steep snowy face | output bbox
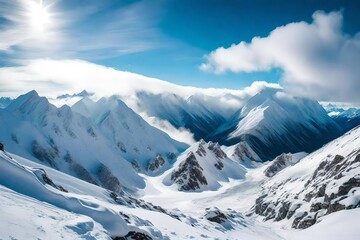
[3,91,144,192]
[72,96,188,173]
[209,89,342,160]
[164,140,246,191]
[132,92,234,141]
[254,126,360,229]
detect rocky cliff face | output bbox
[171,151,208,191]
[253,127,360,229]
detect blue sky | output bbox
[93,0,360,89]
[0,0,360,101]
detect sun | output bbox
[28,0,50,33]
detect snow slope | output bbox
[0,185,111,240]
[209,89,342,160]
[0,150,131,237]
[282,208,360,240]
[0,149,282,240]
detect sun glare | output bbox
[28,0,50,33]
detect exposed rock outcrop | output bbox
[204,207,228,224]
[171,152,207,191]
[113,231,152,240]
[264,153,306,177]
[147,155,165,172]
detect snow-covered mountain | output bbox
[72,95,188,172]
[163,140,246,191]
[1,89,360,239]
[1,91,156,191]
[4,90,187,183]
[208,89,343,160]
[253,126,360,229]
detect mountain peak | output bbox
[6,90,53,124]
[6,90,43,111]
[27,90,39,96]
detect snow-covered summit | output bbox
[72,95,188,171]
[209,89,342,160]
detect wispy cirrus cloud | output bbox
[201,11,360,103]
[0,0,167,60]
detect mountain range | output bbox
[0,87,359,239]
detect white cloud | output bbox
[0,58,280,100]
[201,11,360,103]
